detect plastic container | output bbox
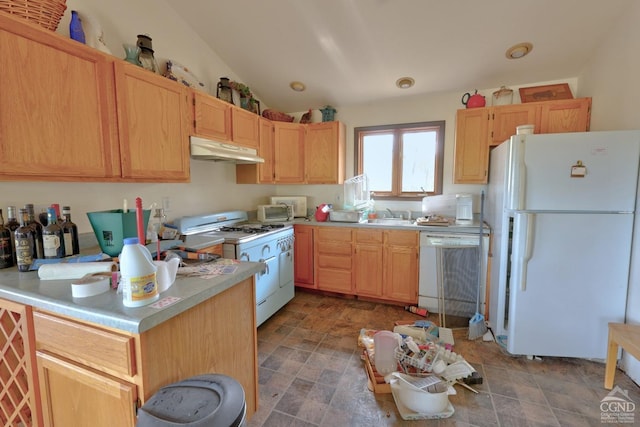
[374,331,399,376]
[343,174,370,210]
[119,237,159,307]
[516,124,535,135]
[87,209,151,257]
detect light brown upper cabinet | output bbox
[237,120,346,185]
[0,13,192,182]
[236,117,275,183]
[273,122,306,183]
[454,97,591,184]
[114,62,191,182]
[231,107,260,149]
[192,91,232,142]
[0,13,120,181]
[305,121,346,184]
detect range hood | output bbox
[190,136,264,164]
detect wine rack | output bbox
[0,299,40,426]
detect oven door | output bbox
[256,255,279,305]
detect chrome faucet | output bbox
[386,208,393,218]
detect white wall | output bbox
[579,1,640,384]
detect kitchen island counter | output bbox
[0,260,264,333]
[0,259,263,426]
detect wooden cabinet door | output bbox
[353,229,384,297]
[258,118,275,183]
[0,15,120,181]
[274,122,305,183]
[490,104,538,145]
[193,91,232,141]
[383,231,418,303]
[454,108,490,184]
[37,351,137,427]
[114,62,191,182]
[539,98,591,133]
[231,107,259,148]
[294,225,315,288]
[305,121,345,184]
[235,117,274,184]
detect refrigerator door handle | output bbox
[521,213,535,291]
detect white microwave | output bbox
[270,196,307,218]
[257,204,294,222]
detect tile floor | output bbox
[246,291,640,427]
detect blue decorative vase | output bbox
[320,106,336,122]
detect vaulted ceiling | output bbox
[164,0,634,112]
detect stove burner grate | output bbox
[219,223,286,234]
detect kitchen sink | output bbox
[367,218,414,226]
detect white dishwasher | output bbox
[418,231,489,326]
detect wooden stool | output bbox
[604,323,640,390]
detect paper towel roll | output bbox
[71,276,111,298]
[38,262,117,280]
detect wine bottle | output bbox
[15,208,35,272]
[5,206,20,265]
[60,206,80,256]
[25,204,44,259]
[43,207,65,259]
[0,209,13,268]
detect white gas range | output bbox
[175,211,294,326]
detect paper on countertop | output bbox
[38,262,118,280]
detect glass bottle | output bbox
[0,209,13,269]
[69,10,86,44]
[60,206,80,256]
[15,209,34,272]
[43,207,65,259]
[25,204,44,259]
[6,206,19,265]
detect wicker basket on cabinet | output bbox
[0,0,67,31]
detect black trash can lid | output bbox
[137,374,246,427]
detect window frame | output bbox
[354,120,445,201]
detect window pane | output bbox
[363,133,393,192]
[402,131,437,192]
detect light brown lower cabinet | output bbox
[354,229,419,304]
[26,277,257,427]
[297,226,419,304]
[293,224,315,288]
[315,227,353,294]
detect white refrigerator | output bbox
[487,130,640,359]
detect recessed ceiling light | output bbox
[289,81,306,92]
[396,77,415,89]
[506,42,533,59]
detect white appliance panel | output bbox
[508,131,640,212]
[507,212,633,358]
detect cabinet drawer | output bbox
[316,241,351,256]
[385,230,418,247]
[317,269,352,291]
[317,253,352,270]
[317,227,352,242]
[355,229,383,244]
[34,312,136,378]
